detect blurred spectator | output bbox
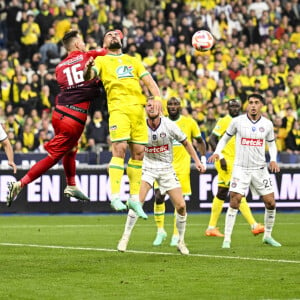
[75,5,89,41]
[38,117,54,141]
[85,110,109,152]
[5,0,22,52]
[285,120,300,154]
[126,43,142,61]
[247,0,269,20]
[20,122,37,152]
[35,2,55,46]
[282,106,296,133]
[14,106,25,126]
[19,83,39,115]
[94,0,109,25]
[33,129,49,153]
[273,115,288,151]
[20,12,40,63]
[14,139,26,153]
[87,20,105,46]
[4,112,21,140]
[39,34,59,65]
[22,60,35,84]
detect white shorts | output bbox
[229,166,274,196]
[142,167,181,195]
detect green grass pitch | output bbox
[0,213,299,300]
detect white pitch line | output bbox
[0,242,299,264]
[0,222,298,229]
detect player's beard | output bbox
[148,113,160,120]
[109,41,122,50]
[249,110,258,118]
[168,110,179,120]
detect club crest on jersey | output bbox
[160,132,166,138]
[116,65,134,78]
[259,127,265,132]
[110,125,117,131]
[252,126,256,132]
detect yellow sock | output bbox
[154,202,165,230]
[126,159,143,195]
[109,157,124,195]
[172,209,178,236]
[208,196,224,228]
[239,197,256,227]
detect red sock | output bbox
[21,156,57,187]
[63,150,76,186]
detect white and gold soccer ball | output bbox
[191,30,214,51]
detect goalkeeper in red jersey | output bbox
[6,30,107,207]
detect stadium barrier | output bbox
[0,151,299,167]
[1,163,299,214]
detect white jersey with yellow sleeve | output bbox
[172,115,201,174]
[93,53,149,112]
[212,114,235,162]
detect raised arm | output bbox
[141,74,162,114]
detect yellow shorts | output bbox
[109,105,147,144]
[154,173,191,196]
[215,159,233,188]
[177,173,191,196]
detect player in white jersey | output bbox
[208,93,281,248]
[0,125,17,174]
[118,98,206,255]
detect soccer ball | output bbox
[192,30,214,51]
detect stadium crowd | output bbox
[0,0,300,156]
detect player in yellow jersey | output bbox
[153,97,207,246]
[205,99,264,237]
[92,30,162,212]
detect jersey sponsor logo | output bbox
[241,138,263,146]
[116,65,134,78]
[145,144,169,153]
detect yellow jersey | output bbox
[172,115,201,174]
[212,114,235,161]
[94,53,149,112]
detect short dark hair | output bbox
[247,93,265,105]
[62,30,79,49]
[167,97,180,105]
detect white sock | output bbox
[224,207,238,242]
[123,209,138,238]
[176,213,187,242]
[129,194,139,202]
[263,208,276,239]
